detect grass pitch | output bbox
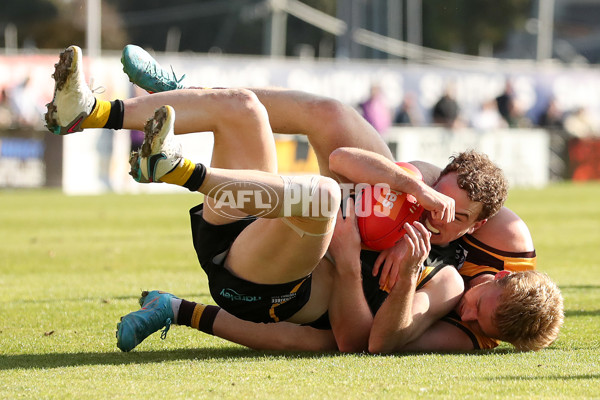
[1,183,599,399]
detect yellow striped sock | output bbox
[160,158,195,185]
[81,99,111,129]
[190,304,207,330]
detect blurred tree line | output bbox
[0,0,532,58]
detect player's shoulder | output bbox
[472,207,534,253]
[407,161,441,186]
[420,264,464,298]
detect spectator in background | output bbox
[496,81,515,126]
[394,92,423,126]
[563,107,599,139]
[432,84,461,128]
[0,89,14,129]
[8,77,43,128]
[537,98,564,130]
[359,84,392,135]
[495,81,533,128]
[471,99,507,131]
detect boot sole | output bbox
[141,106,171,158]
[44,47,80,134]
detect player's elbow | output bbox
[337,338,367,353]
[368,335,396,354]
[333,325,369,353]
[329,147,355,177]
[368,341,390,354]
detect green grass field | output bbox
[1,183,599,399]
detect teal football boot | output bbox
[121,44,185,93]
[116,290,177,352]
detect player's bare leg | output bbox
[249,88,394,177]
[46,45,392,179]
[120,45,393,177]
[44,46,338,285]
[131,97,339,287]
[117,93,339,351]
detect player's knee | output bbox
[306,99,364,154]
[315,176,341,219]
[218,88,268,125]
[310,98,350,134]
[281,175,340,219]
[237,88,267,114]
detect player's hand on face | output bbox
[416,183,455,224]
[329,197,362,271]
[373,221,431,290]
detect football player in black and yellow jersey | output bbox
[46,45,562,353]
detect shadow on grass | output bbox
[0,346,531,370]
[16,292,211,304]
[564,309,600,317]
[560,285,600,290]
[480,374,600,381]
[389,346,572,357]
[0,347,341,371]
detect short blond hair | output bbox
[494,271,564,351]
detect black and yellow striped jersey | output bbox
[441,311,501,349]
[360,242,458,314]
[454,234,537,284]
[361,241,506,350]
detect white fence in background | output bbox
[2,51,592,192]
[59,127,549,195]
[385,127,550,188]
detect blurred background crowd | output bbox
[1,0,599,190]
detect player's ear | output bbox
[494,270,511,280]
[467,218,487,234]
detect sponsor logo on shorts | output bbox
[271,293,297,304]
[220,288,262,302]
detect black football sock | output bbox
[103,100,124,130]
[176,299,220,335]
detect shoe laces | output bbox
[145,62,186,86]
[88,77,106,94]
[170,66,186,85]
[161,318,172,340]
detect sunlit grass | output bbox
[1,184,599,399]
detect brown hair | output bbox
[439,150,508,220]
[494,271,564,351]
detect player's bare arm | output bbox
[369,222,462,353]
[396,317,478,352]
[329,147,455,223]
[327,197,373,352]
[370,267,465,352]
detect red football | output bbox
[356,162,425,251]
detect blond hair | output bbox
[494,271,564,351]
[439,150,508,221]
